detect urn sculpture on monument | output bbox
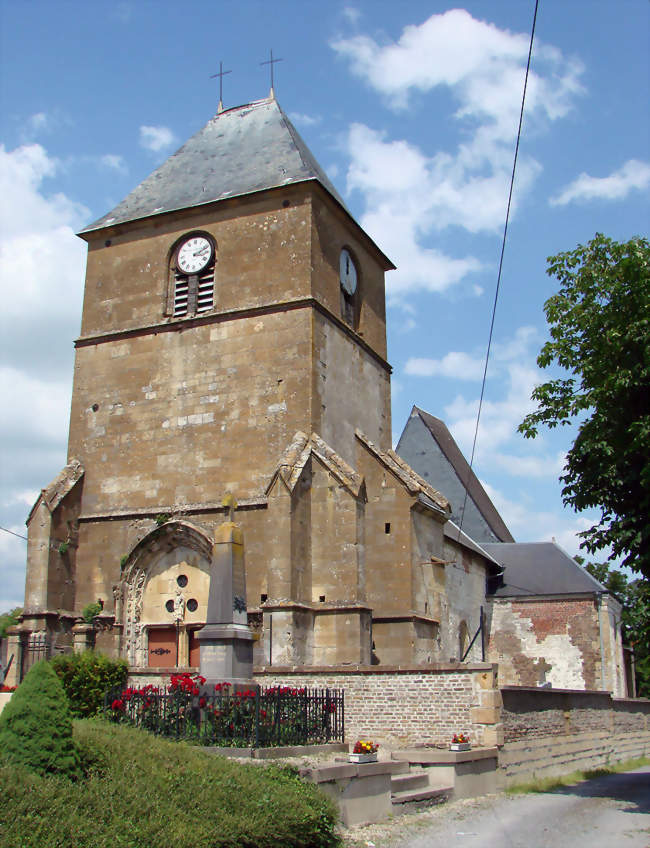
[196,494,257,692]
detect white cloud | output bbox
[25,112,49,135]
[139,125,177,153]
[332,10,583,122]
[332,12,583,304]
[0,143,85,612]
[289,112,321,127]
[405,326,538,381]
[342,6,361,25]
[482,480,596,557]
[100,154,127,174]
[550,159,650,206]
[405,351,485,380]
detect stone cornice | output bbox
[74,297,392,373]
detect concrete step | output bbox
[391,785,452,805]
[390,772,431,793]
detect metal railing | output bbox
[104,680,344,748]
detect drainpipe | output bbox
[596,594,607,691]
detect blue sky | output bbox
[1,1,648,612]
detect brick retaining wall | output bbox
[254,663,501,748]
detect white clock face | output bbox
[177,236,213,275]
[339,249,358,296]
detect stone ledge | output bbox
[391,747,498,765]
[254,662,497,675]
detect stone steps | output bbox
[390,764,452,805]
[391,784,452,805]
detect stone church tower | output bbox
[19,95,493,676]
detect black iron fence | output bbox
[19,633,72,681]
[104,674,344,748]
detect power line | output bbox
[0,526,27,542]
[457,0,539,543]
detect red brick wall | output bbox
[254,664,498,747]
[488,598,601,690]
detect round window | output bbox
[176,575,188,588]
[187,598,198,613]
[165,599,174,613]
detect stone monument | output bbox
[196,494,256,691]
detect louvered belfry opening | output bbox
[173,266,215,317]
[172,248,215,317]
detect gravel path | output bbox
[342,766,650,848]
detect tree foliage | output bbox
[520,234,650,577]
[0,607,22,639]
[0,660,81,780]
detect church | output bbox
[13,94,626,696]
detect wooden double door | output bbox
[147,627,201,668]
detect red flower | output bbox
[111,699,125,712]
[199,697,207,708]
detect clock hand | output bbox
[193,247,209,257]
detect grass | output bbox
[0,718,342,848]
[507,755,650,794]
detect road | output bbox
[346,766,650,848]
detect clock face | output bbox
[177,236,213,275]
[339,249,358,296]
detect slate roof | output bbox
[483,542,607,597]
[80,97,350,234]
[443,520,501,568]
[409,407,514,542]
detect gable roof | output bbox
[483,541,607,597]
[27,459,84,524]
[403,407,514,542]
[444,520,501,569]
[267,431,364,499]
[355,429,450,515]
[80,97,350,235]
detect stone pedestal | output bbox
[72,623,96,653]
[197,511,256,690]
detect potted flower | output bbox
[349,739,379,763]
[450,733,471,751]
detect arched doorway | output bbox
[118,521,213,668]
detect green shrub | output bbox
[0,660,81,780]
[81,601,102,622]
[51,652,128,718]
[0,719,342,847]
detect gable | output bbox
[26,459,84,525]
[396,407,514,543]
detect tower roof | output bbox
[80,97,350,234]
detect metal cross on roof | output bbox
[260,49,283,97]
[210,61,232,114]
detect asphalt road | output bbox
[350,766,650,848]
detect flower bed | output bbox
[105,673,344,748]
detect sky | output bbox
[0,0,648,613]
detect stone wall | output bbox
[254,663,502,748]
[499,686,650,785]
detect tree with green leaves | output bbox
[520,234,650,578]
[0,607,22,639]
